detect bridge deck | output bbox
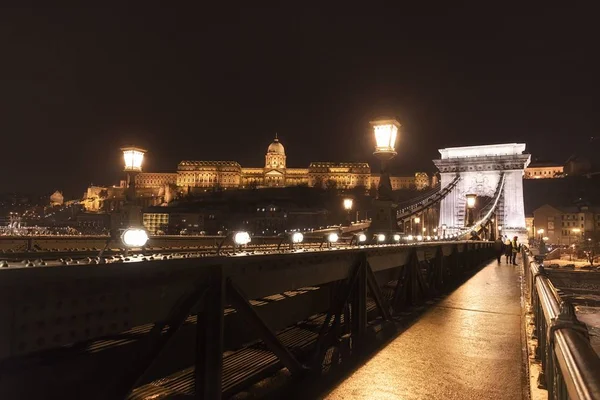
[325,259,527,400]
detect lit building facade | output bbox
[533,204,600,244]
[82,136,431,212]
[524,163,564,179]
[135,136,430,191]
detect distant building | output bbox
[524,162,564,179]
[533,203,600,244]
[82,136,432,212]
[49,191,64,206]
[135,136,431,192]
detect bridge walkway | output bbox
[325,258,527,400]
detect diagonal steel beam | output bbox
[365,261,391,321]
[117,274,212,400]
[227,278,306,376]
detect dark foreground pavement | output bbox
[325,259,527,400]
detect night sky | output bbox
[1,5,598,197]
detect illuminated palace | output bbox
[135,136,431,191]
[82,136,431,212]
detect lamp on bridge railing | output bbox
[465,193,477,226]
[121,227,149,248]
[352,232,368,246]
[121,146,146,201]
[277,231,304,250]
[441,224,447,239]
[413,216,420,236]
[369,117,400,236]
[343,198,355,225]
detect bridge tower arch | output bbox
[433,143,531,241]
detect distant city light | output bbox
[414,217,421,224]
[121,228,149,247]
[537,228,544,235]
[234,231,251,245]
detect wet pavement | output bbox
[325,260,526,400]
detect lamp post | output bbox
[369,117,400,235]
[121,146,146,203]
[343,198,354,225]
[115,146,147,234]
[465,193,477,227]
[413,216,420,236]
[441,223,447,239]
[570,227,581,261]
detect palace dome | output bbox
[267,137,285,155]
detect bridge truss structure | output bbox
[0,241,494,399]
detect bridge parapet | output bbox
[0,241,494,399]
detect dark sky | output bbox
[1,4,598,197]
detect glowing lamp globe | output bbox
[377,234,386,242]
[121,146,146,172]
[291,232,304,243]
[234,231,251,245]
[343,198,353,210]
[121,228,149,248]
[393,234,401,242]
[413,217,421,224]
[370,118,400,159]
[466,194,477,209]
[328,233,339,243]
[357,233,367,243]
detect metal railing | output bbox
[522,248,600,400]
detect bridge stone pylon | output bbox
[433,143,531,241]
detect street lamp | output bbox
[569,228,581,260]
[370,118,400,201]
[413,216,420,236]
[537,228,544,243]
[465,194,477,226]
[441,224,447,239]
[121,146,147,202]
[343,198,354,224]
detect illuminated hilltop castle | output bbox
[82,136,432,212]
[135,136,431,191]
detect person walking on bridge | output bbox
[511,236,521,265]
[494,236,504,264]
[504,235,512,264]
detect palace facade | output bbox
[135,136,431,191]
[82,137,431,212]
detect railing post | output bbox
[195,265,225,400]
